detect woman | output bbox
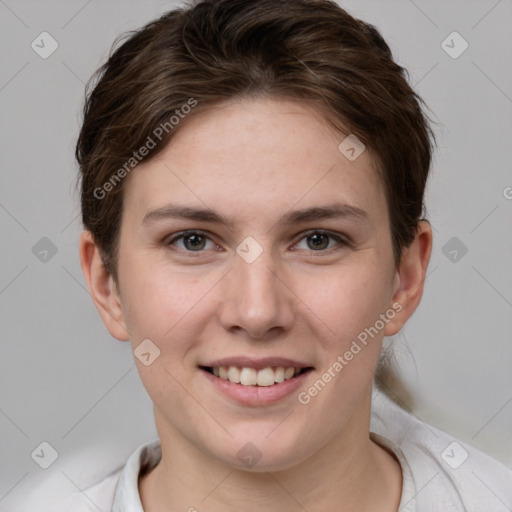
[49,0,512,510]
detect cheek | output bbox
[291,265,393,417]
[118,261,221,400]
[296,264,391,346]
[119,254,222,350]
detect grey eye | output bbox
[307,233,330,250]
[182,234,207,251]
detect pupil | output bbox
[185,234,205,250]
[308,233,328,250]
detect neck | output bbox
[139,387,402,512]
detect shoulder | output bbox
[32,467,122,512]
[41,468,121,512]
[371,388,512,511]
[28,439,160,512]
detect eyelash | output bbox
[164,229,349,255]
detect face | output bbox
[109,98,404,470]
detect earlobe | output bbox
[384,221,433,336]
[79,230,130,341]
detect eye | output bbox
[294,230,347,251]
[166,231,218,252]
[165,229,347,254]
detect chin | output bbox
[207,427,312,473]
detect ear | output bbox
[384,221,432,336]
[79,230,130,341]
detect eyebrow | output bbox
[141,202,368,228]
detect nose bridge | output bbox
[218,240,294,338]
[239,253,278,302]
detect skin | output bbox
[80,98,432,512]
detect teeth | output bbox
[274,367,285,382]
[211,366,304,386]
[227,365,240,383]
[285,367,295,380]
[256,367,275,387]
[240,367,257,385]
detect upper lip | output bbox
[201,356,314,370]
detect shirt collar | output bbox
[112,438,161,512]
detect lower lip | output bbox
[200,368,313,406]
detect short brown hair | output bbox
[76,0,435,282]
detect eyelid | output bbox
[291,229,350,250]
[166,229,212,242]
[165,229,222,251]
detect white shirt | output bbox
[39,388,512,511]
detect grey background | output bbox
[1,0,511,509]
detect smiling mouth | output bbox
[200,365,314,387]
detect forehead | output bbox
[122,98,387,228]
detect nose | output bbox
[217,247,295,340]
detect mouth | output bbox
[198,357,315,405]
[199,365,314,387]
